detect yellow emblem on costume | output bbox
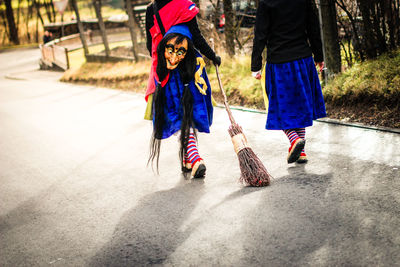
[194,56,208,95]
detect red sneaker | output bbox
[287,138,305,164]
[296,152,308,164]
[191,160,206,178]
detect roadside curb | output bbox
[4,74,27,81]
[216,104,400,134]
[4,69,63,82]
[316,117,400,134]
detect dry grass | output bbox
[62,53,265,107]
[61,50,400,128]
[206,54,264,109]
[61,60,151,93]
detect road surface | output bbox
[1,48,399,266]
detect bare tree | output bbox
[16,0,22,33]
[93,0,110,56]
[25,0,33,42]
[319,0,341,74]
[223,0,235,55]
[4,0,19,44]
[125,0,139,62]
[71,0,89,56]
[1,7,10,43]
[32,0,44,28]
[43,0,55,23]
[335,0,364,62]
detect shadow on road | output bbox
[89,178,206,266]
[230,155,400,266]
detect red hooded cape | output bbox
[145,0,199,102]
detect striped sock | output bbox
[186,133,202,166]
[183,154,190,166]
[283,129,300,145]
[295,128,306,154]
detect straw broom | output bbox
[215,65,272,187]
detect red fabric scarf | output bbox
[145,0,199,101]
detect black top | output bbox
[145,0,217,61]
[251,0,323,71]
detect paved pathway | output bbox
[1,48,399,266]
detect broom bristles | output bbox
[228,123,272,187]
[237,147,271,186]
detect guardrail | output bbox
[39,28,149,70]
[39,42,69,71]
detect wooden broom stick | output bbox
[214,62,272,186]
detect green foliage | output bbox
[324,49,400,104]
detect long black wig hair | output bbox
[148,32,197,172]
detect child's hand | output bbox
[315,61,325,72]
[252,70,262,80]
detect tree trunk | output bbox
[71,0,89,56]
[385,0,396,49]
[4,0,20,44]
[32,0,45,28]
[125,0,139,62]
[357,0,377,58]
[93,0,110,57]
[335,0,400,60]
[26,0,33,42]
[50,0,56,22]
[336,0,365,61]
[44,0,51,22]
[16,0,22,33]
[35,8,39,43]
[394,0,400,45]
[373,1,387,54]
[1,9,10,41]
[319,0,341,74]
[223,0,235,55]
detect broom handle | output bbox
[215,65,236,125]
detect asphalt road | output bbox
[1,48,400,266]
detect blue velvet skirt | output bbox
[155,68,213,139]
[264,56,326,130]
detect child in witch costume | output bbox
[146,24,213,178]
[144,0,219,177]
[251,0,327,164]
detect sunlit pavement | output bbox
[1,48,399,266]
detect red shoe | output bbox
[296,152,308,164]
[191,160,206,178]
[287,138,305,164]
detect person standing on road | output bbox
[251,0,326,164]
[43,31,52,44]
[145,0,220,178]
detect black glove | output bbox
[213,55,221,66]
